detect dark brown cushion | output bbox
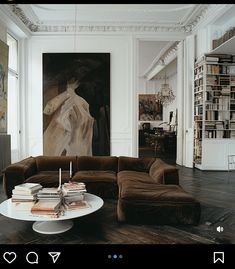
[72,170,117,183]
[119,182,194,202]
[118,182,200,225]
[118,156,155,172]
[77,156,118,172]
[25,171,70,187]
[72,171,117,199]
[149,159,179,185]
[35,156,77,172]
[117,170,155,185]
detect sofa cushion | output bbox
[118,182,201,225]
[77,156,118,172]
[25,171,70,187]
[36,156,77,172]
[117,170,155,185]
[72,171,117,199]
[149,159,179,184]
[118,156,155,172]
[119,181,194,202]
[73,170,117,182]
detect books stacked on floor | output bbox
[12,183,43,203]
[62,182,90,210]
[31,187,63,217]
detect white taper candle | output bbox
[70,161,72,179]
[59,168,61,188]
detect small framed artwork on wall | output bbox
[139,94,163,121]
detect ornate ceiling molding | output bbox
[7,4,211,34]
[9,4,38,32]
[144,41,179,80]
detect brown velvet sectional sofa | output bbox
[3,155,201,225]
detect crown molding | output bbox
[8,4,39,32]
[145,41,179,80]
[190,4,233,33]
[6,4,213,34]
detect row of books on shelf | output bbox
[205,110,230,121]
[196,53,235,64]
[205,64,235,75]
[206,75,230,85]
[11,182,90,216]
[204,130,234,139]
[206,85,235,92]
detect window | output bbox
[7,33,19,162]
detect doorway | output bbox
[137,40,178,164]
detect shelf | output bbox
[211,36,235,55]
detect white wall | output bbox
[138,40,168,76]
[0,23,6,42]
[26,34,133,157]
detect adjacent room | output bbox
[0,4,235,244]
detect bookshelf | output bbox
[194,53,235,170]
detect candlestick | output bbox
[69,161,72,179]
[59,168,61,189]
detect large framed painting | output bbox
[139,94,163,121]
[43,53,110,156]
[0,40,9,133]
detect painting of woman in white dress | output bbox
[43,53,110,156]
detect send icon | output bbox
[48,252,61,263]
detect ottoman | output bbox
[117,181,201,225]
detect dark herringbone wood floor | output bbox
[0,166,234,244]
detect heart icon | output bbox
[3,252,17,264]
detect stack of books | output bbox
[37,187,62,200]
[31,199,62,217]
[62,182,90,210]
[31,187,63,217]
[12,183,42,203]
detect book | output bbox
[64,200,90,210]
[12,194,37,200]
[62,182,86,190]
[31,200,61,212]
[38,188,62,195]
[15,183,42,192]
[11,201,35,211]
[12,188,40,195]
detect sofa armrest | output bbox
[118,156,155,172]
[149,159,179,185]
[3,157,37,198]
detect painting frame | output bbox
[0,39,9,133]
[139,94,163,121]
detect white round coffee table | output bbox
[0,193,103,234]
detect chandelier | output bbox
[155,72,175,106]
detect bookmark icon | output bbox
[48,252,61,263]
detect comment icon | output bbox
[26,252,39,264]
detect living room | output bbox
[0,3,235,253]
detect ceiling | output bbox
[6,4,208,32]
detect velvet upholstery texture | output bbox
[25,171,70,186]
[73,170,118,198]
[118,156,155,172]
[36,156,77,172]
[77,156,118,172]
[3,155,201,226]
[117,182,201,225]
